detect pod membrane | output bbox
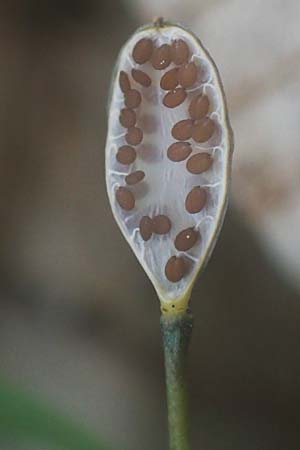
[105,21,233,312]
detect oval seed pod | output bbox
[105,20,233,314]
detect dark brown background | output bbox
[0,1,300,449]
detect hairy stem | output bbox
[161,312,193,450]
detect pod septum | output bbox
[105,21,233,313]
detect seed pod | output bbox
[106,20,233,313]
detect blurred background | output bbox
[0,1,300,449]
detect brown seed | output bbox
[119,71,130,93]
[167,142,192,162]
[178,62,198,88]
[152,215,172,234]
[185,187,207,214]
[139,216,153,241]
[160,68,179,90]
[163,88,187,108]
[116,187,135,211]
[116,145,136,164]
[165,256,186,283]
[171,119,194,141]
[125,127,143,145]
[192,117,215,143]
[171,39,190,65]
[119,108,136,128]
[152,44,172,70]
[124,89,142,109]
[132,38,154,64]
[125,170,145,185]
[186,153,213,174]
[189,94,210,120]
[175,227,199,251]
[131,69,152,87]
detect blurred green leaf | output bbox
[0,377,117,450]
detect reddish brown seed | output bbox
[116,187,135,211]
[167,142,192,162]
[152,44,172,70]
[165,256,186,283]
[189,94,210,120]
[124,89,142,109]
[116,145,136,164]
[171,39,190,65]
[163,88,187,108]
[152,215,172,234]
[125,170,145,185]
[131,69,152,87]
[125,127,143,145]
[186,153,213,174]
[132,38,154,64]
[185,187,207,214]
[192,117,215,143]
[119,108,136,128]
[178,62,198,88]
[160,68,179,90]
[171,119,194,141]
[139,216,153,241]
[119,71,130,93]
[175,227,199,251]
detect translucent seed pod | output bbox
[105,19,233,314]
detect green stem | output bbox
[160,312,193,450]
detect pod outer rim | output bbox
[105,21,234,315]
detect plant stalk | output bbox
[160,312,193,450]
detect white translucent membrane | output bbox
[105,23,233,307]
